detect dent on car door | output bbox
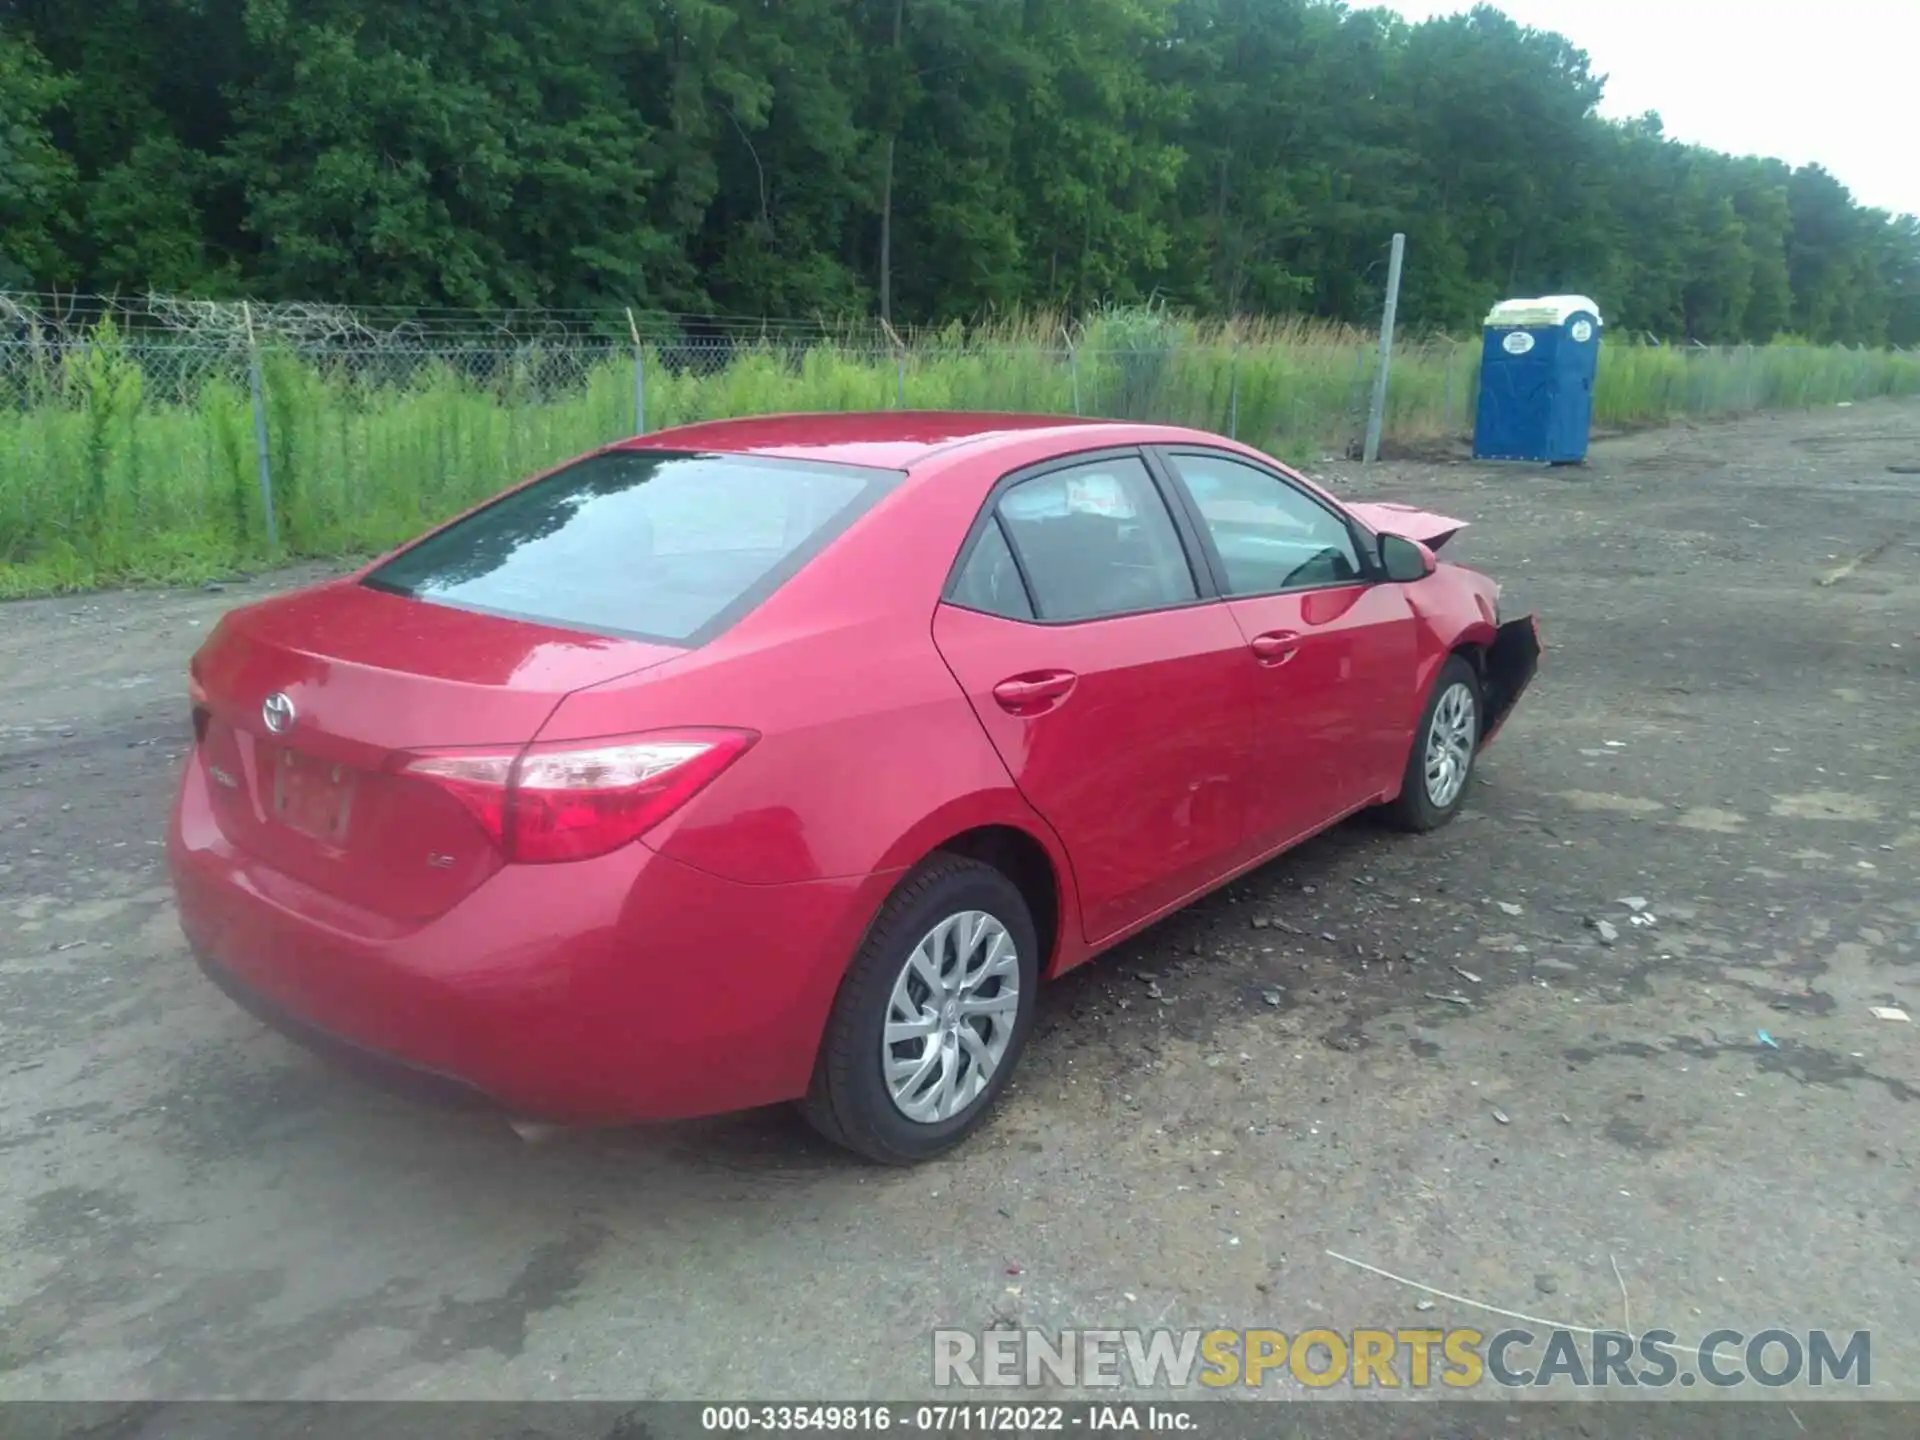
[932,452,1256,945]
[1155,448,1420,840]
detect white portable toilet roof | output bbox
[1484,294,1603,328]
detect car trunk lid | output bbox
[191,583,681,922]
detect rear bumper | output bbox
[168,748,891,1123]
[1481,614,1542,746]
[193,944,495,1111]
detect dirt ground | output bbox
[1,400,1916,1409]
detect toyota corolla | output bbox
[169,413,1539,1163]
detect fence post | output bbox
[242,302,278,551]
[883,318,906,408]
[1228,335,1240,440]
[625,308,647,434]
[1064,326,1081,416]
[1362,232,1405,463]
[1443,342,1456,432]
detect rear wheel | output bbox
[801,855,1038,1164]
[1384,655,1482,832]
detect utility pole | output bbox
[878,0,906,325]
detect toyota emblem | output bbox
[261,691,296,734]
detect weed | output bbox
[2,313,1916,595]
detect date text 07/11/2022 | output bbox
[699,1404,1198,1432]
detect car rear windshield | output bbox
[362,449,900,644]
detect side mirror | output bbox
[1378,533,1436,582]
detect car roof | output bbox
[614,411,1204,471]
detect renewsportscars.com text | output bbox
[932,1326,1871,1391]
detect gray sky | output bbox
[1388,0,1917,218]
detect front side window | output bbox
[993,456,1198,622]
[1168,452,1363,595]
[364,450,896,643]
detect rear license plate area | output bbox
[271,747,355,843]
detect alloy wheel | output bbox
[881,910,1021,1123]
[1423,680,1478,809]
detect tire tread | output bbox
[1383,655,1483,833]
[800,853,1031,1165]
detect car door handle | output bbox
[1250,631,1301,665]
[992,670,1078,715]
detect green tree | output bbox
[14,0,241,290]
[5,0,1918,345]
[687,0,873,316]
[0,26,76,288]
[221,0,672,306]
[1157,0,1402,317]
[1788,165,1880,343]
[1727,158,1794,341]
[1881,214,1920,347]
[1389,6,1611,329]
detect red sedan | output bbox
[169,413,1538,1163]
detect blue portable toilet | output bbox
[1472,294,1603,464]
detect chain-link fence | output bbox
[3,292,1918,588]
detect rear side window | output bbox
[363,450,897,643]
[949,519,1035,620]
[993,456,1198,622]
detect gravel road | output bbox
[2,401,1916,1410]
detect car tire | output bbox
[800,854,1039,1165]
[1383,654,1483,833]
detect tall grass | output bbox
[3,311,1917,597]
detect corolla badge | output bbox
[261,691,296,734]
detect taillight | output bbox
[400,728,757,864]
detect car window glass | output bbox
[1170,452,1362,595]
[995,456,1197,622]
[363,451,893,643]
[949,519,1035,620]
